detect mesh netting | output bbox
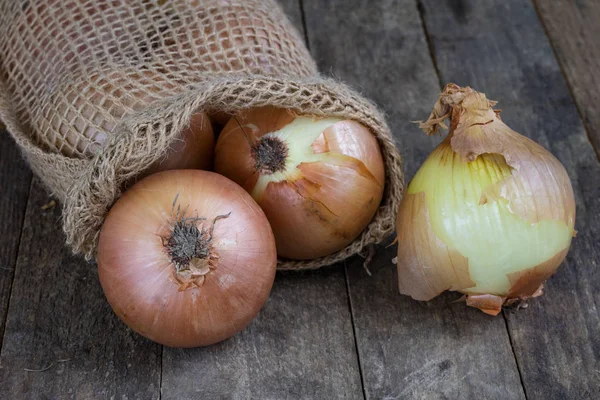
[0,0,403,270]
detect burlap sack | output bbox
[0,0,403,270]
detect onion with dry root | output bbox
[97,170,277,347]
[214,107,385,260]
[396,84,576,315]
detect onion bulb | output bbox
[34,68,215,174]
[156,1,286,75]
[8,0,140,82]
[214,107,385,260]
[97,170,277,347]
[396,84,576,315]
[143,112,215,176]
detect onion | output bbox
[214,107,385,260]
[7,1,144,83]
[396,84,576,315]
[97,170,277,347]
[143,112,215,176]
[34,68,215,172]
[209,110,234,127]
[155,0,278,74]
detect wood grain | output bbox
[161,269,363,400]
[2,0,598,398]
[302,0,526,399]
[0,179,162,399]
[0,132,31,340]
[419,0,600,398]
[160,2,363,399]
[534,0,600,160]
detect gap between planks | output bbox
[0,178,33,352]
[531,0,600,163]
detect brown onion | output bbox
[155,1,279,74]
[214,107,385,260]
[5,0,151,105]
[34,68,215,172]
[97,170,277,347]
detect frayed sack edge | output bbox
[10,75,404,270]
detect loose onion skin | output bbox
[214,107,385,260]
[396,84,576,315]
[97,170,277,347]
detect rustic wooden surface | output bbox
[0,132,32,341]
[0,178,162,399]
[534,0,600,160]
[419,1,600,398]
[1,0,599,399]
[303,1,525,399]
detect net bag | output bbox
[0,0,403,270]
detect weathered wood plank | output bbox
[162,269,363,400]
[302,0,526,399]
[160,2,364,399]
[0,179,162,399]
[0,132,31,339]
[420,0,600,398]
[534,0,600,159]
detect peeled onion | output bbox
[97,170,277,347]
[396,84,576,315]
[214,107,385,260]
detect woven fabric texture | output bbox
[0,0,403,270]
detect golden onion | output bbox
[215,107,385,260]
[396,84,576,315]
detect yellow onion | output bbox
[396,84,576,315]
[214,107,385,260]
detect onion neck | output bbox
[419,83,499,137]
[167,220,211,269]
[247,117,343,200]
[164,215,223,289]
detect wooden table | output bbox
[1,1,598,398]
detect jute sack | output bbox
[0,0,403,270]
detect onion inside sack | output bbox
[155,0,290,75]
[395,84,576,315]
[34,68,215,174]
[214,107,385,260]
[97,170,277,347]
[8,0,141,85]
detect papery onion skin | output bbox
[214,107,385,260]
[396,84,576,315]
[143,112,215,175]
[97,170,277,347]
